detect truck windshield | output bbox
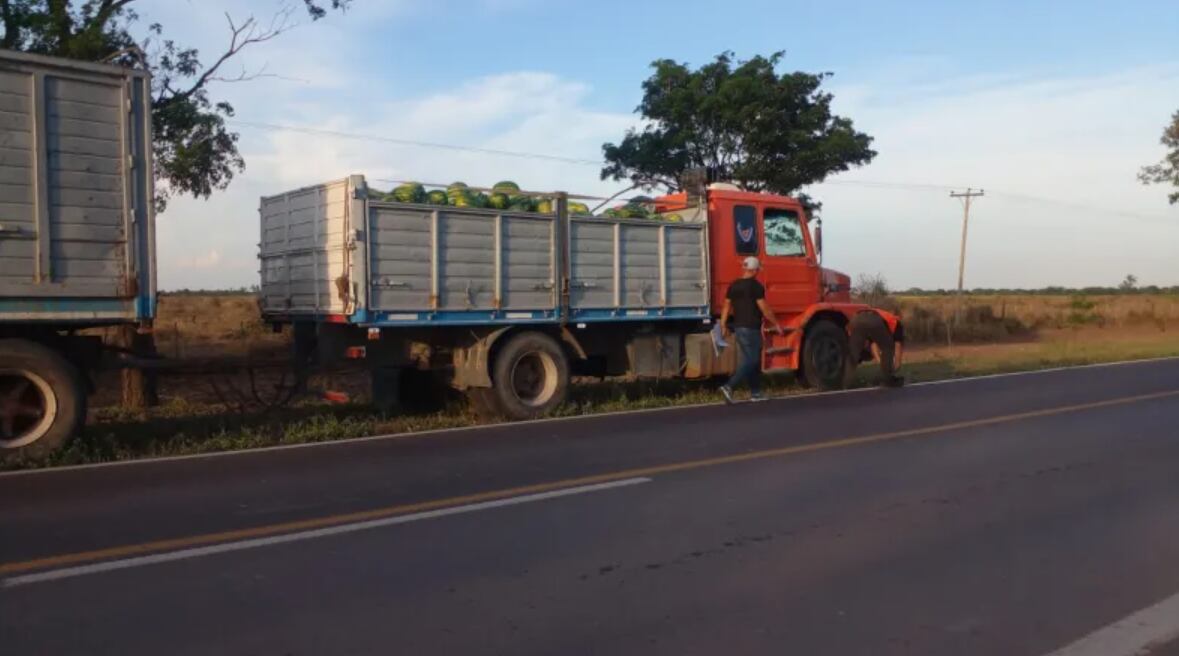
[764,209,806,257]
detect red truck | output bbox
[259,176,902,419]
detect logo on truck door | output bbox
[733,205,758,255]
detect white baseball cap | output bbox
[742,256,761,271]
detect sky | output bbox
[136,0,1179,291]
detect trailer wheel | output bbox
[0,339,86,458]
[846,312,896,387]
[800,320,850,391]
[490,332,569,420]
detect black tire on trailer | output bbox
[800,319,850,391]
[489,331,569,420]
[846,311,896,387]
[0,338,87,459]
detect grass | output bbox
[5,327,1177,472]
[7,294,1174,472]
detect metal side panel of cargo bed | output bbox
[364,200,560,324]
[259,175,709,327]
[568,217,709,322]
[0,50,155,324]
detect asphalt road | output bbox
[3,358,1179,655]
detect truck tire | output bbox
[800,320,850,391]
[846,312,897,387]
[489,331,569,420]
[0,339,86,458]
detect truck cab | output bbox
[658,184,893,388]
[701,186,851,315]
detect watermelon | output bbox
[450,191,473,207]
[569,202,591,215]
[492,181,520,193]
[426,190,448,205]
[470,192,490,209]
[618,204,648,219]
[393,183,425,203]
[535,198,554,214]
[508,195,534,212]
[664,213,683,222]
[488,192,510,210]
[446,182,468,203]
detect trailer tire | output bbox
[490,332,569,420]
[0,339,86,458]
[800,320,850,391]
[846,312,896,387]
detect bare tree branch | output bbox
[163,7,296,105]
[93,0,135,29]
[207,61,291,85]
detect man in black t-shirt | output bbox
[718,256,783,403]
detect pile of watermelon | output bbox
[373,181,674,220]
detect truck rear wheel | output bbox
[0,339,86,458]
[489,332,569,420]
[800,320,850,391]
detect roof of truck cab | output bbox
[705,188,806,207]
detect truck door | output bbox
[759,207,819,315]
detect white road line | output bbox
[1,477,652,589]
[907,356,1179,388]
[3,355,1177,478]
[1042,590,1179,656]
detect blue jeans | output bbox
[725,327,762,395]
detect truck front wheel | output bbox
[489,332,569,420]
[800,320,850,391]
[0,339,86,459]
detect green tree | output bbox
[0,0,349,211]
[1139,110,1179,205]
[601,51,876,198]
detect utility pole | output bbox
[949,188,985,295]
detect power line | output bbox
[227,119,603,166]
[225,119,1177,224]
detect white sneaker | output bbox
[720,386,735,404]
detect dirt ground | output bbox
[89,292,1178,412]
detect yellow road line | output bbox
[3,388,1177,577]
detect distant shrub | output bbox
[900,303,1032,344]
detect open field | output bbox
[12,292,1173,472]
[892,293,1179,342]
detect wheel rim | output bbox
[0,369,57,449]
[812,337,844,381]
[509,351,559,408]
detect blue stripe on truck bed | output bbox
[0,298,140,323]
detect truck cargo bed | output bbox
[0,50,155,325]
[259,176,709,326]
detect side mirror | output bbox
[814,223,823,259]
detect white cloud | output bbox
[143,6,1179,292]
[156,68,636,289]
[812,64,1179,289]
